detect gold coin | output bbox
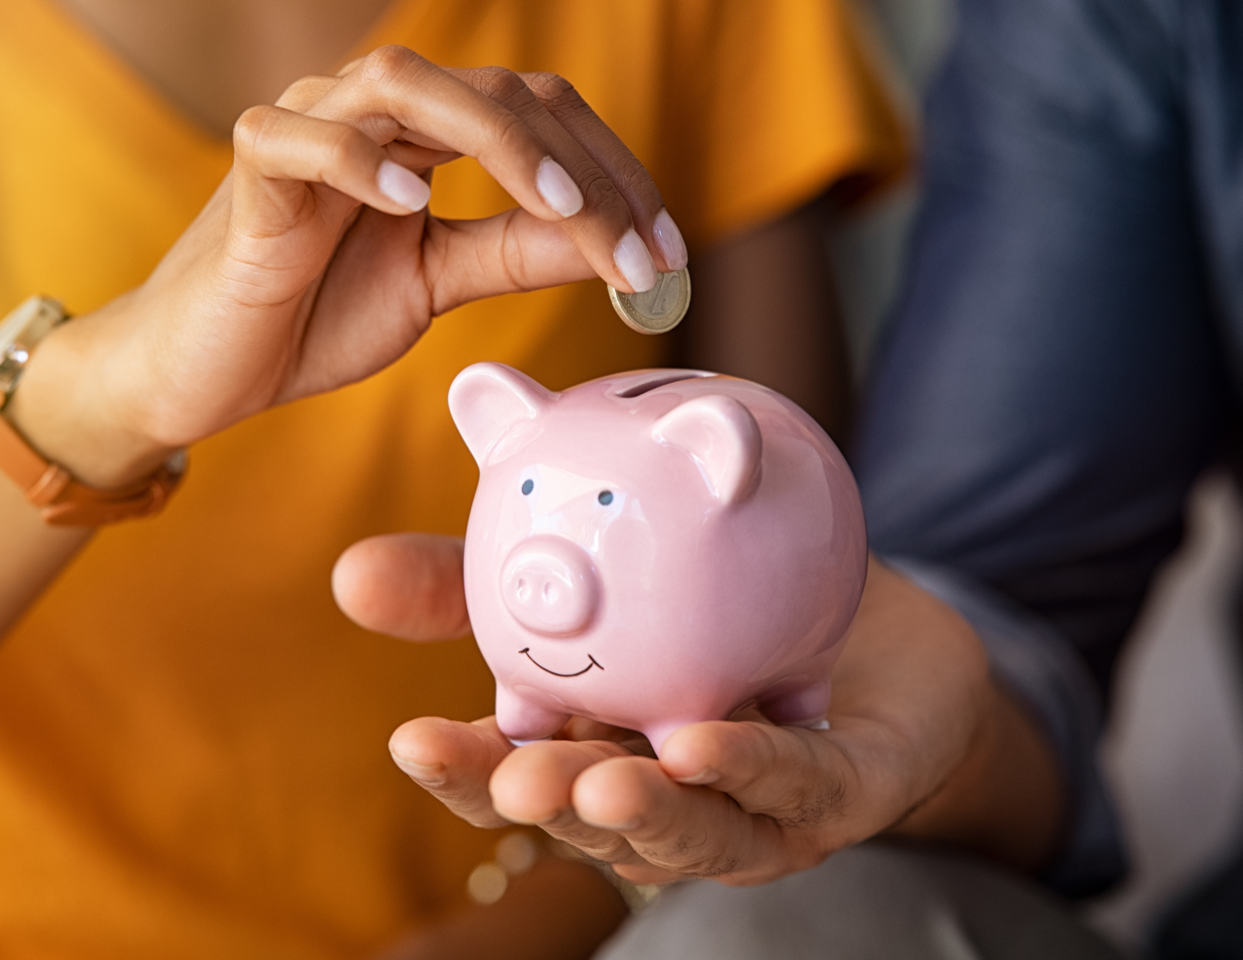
[608,267,691,335]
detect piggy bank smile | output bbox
[519,647,603,677]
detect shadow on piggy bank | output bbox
[449,363,867,755]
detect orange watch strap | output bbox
[0,414,184,526]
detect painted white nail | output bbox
[614,229,657,292]
[377,159,430,212]
[652,209,688,270]
[536,157,583,218]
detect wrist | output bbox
[5,296,176,488]
[888,683,1064,871]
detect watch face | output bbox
[0,297,66,406]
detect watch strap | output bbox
[0,414,185,526]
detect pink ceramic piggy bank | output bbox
[449,363,867,754]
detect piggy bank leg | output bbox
[642,721,691,758]
[757,679,832,731]
[495,684,569,747]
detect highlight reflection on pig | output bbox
[449,363,867,755]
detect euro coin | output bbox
[608,267,691,335]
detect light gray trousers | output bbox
[594,842,1124,960]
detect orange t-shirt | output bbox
[0,1,906,957]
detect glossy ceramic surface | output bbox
[449,363,867,754]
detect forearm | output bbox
[835,560,1065,872]
[0,299,169,637]
[888,680,1064,872]
[0,480,91,636]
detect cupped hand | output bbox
[336,539,1036,887]
[16,48,685,487]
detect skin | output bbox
[54,0,396,138]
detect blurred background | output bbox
[844,1,1243,954]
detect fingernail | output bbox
[614,229,657,292]
[536,157,583,218]
[672,768,719,786]
[652,209,688,270]
[392,754,446,786]
[377,159,430,212]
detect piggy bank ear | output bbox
[652,395,762,504]
[449,363,555,464]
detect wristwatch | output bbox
[0,296,67,410]
[0,295,186,526]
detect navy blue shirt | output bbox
[855,0,1243,896]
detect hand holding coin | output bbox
[608,268,692,334]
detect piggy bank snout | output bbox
[501,536,599,637]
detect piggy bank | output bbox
[449,363,867,754]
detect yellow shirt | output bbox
[0,1,905,957]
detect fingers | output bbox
[569,754,796,884]
[389,716,513,829]
[399,718,802,885]
[308,48,674,291]
[560,722,879,884]
[521,71,687,271]
[420,209,592,313]
[256,48,686,294]
[490,739,662,873]
[451,66,668,289]
[658,721,856,829]
[305,50,576,218]
[491,738,623,823]
[332,533,469,641]
[232,104,430,222]
[656,716,930,853]
[558,716,656,757]
[274,74,339,113]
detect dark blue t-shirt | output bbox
[855,0,1242,897]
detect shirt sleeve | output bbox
[853,0,1227,896]
[656,0,910,247]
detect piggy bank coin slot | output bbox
[613,371,712,399]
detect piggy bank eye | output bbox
[521,479,534,496]
[597,490,614,506]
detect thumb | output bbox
[333,532,470,641]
